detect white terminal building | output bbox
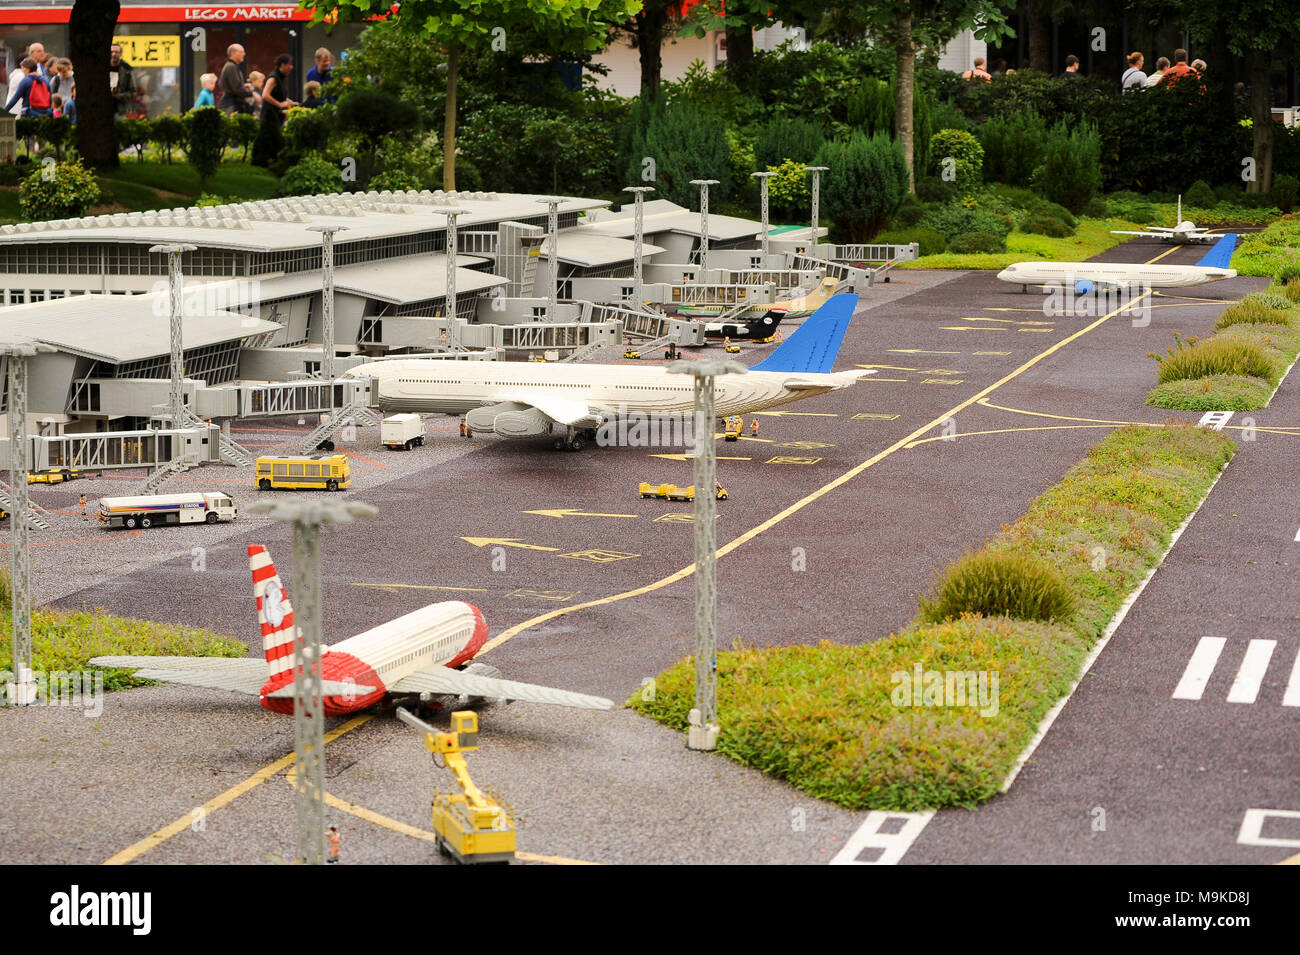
[0,189,864,439]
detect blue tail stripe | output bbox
[1196,233,1237,270]
[750,293,859,374]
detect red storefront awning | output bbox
[0,5,318,24]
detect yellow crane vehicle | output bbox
[396,707,516,865]
[638,481,728,501]
[723,415,743,441]
[28,468,82,484]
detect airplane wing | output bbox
[265,680,379,698]
[493,393,607,428]
[89,655,268,695]
[389,665,615,710]
[1110,229,1161,237]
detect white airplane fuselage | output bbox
[348,358,864,424]
[997,261,1235,289]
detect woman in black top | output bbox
[252,54,298,166]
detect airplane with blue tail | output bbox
[997,232,1238,295]
[348,293,872,450]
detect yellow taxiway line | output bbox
[103,715,374,865]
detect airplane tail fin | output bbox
[249,544,296,677]
[1196,232,1237,270]
[750,293,859,374]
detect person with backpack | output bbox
[5,57,52,117]
[1121,52,1147,90]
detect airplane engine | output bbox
[464,403,551,437]
[490,408,552,438]
[458,662,509,707]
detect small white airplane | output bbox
[348,294,872,450]
[90,544,614,715]
[1110,196,1219,244]
[997,233,1238,294]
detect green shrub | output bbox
[918,550,1076,625]
[183,106,227,187]
[19,159,100,220]
[1147,375,1274,411]
[1284,279,1300,304]
[194,193,225,207]
[916,176,957,203]
[813,131,908,242]
[283,105,335,157]
[929,128,983,192]
[1105,190,1158,224]
[0,163,23,186]
[891,193,926,227]
[873,226,947,255]
[368,168,421,192]
[1032,121,1101,215]
[115,118,151,161]
[278,152,343,196]
[949,230,1006,253]
[845,77,893,134]
[226,113,259,163]
[150,115,185,164]
[918,200,1012,241]
[626,99,731,207]
[1241,291,1296,312]
[1153,334,1276,384]
[1214,300,1294,329]
[1276,260,1300,285]
[1184,179,1216,207]
[754,116,825,171]
[1081,197,1109,218]
[978,110,1046,187]
[1019,213,1071,237]
[766,158,809,219]
[1273,174,1299,214]
[336,90,420,163]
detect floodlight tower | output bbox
[622,185,655,314]
[433,208,463,350]
[690,179,720,276]
[3,340,55,707]
[307,226,347,387]
[148,243,198,424]
[247,497,377,864]
[667,357,746,751]
[750,171,775,260]
[805,166,829,260]
[535,197,561,322]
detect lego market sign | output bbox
[182,6,302,20]
[112,36,182,67]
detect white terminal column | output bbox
[622,185,655,314]
[751,171,774,260]
[248,497,377,864]
[668,357,746,751]
[433,208,462,350]
[148,243,197,424]
[805,165,829,260]
[690,179,720,276]
[536,197,561,322]
[3,340,56,707]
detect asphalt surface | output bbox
[3,238,1294,865]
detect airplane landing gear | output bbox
[554,427,597,451]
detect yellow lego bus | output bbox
[255,454,350,492]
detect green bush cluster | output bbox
[918,200,1012,243]
[919,549,1077,625]
[278,152,343,197]
[1032,121,1101,215]
[754,116,825,171]
[18,158,100,220]
[1184,179,1217,207]
[1153,334,1276,384]
[624,98,731,208]
[813,131,908,242]
[929,128,983,192]
[874,226,947,254]
[978,110,1046,187]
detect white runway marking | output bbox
[1294,525,1300,543]
[1282,647,1300,708]
[1238,809,1300,849]
[1172,637,1226,700]
[830,811,935,865]
[1198,411,1233,430]
[1227,640,1276,704]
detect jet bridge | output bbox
[585,303,706,346]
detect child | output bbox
[246,70,265,119]
[193,72,216,109]
[51,93,63,118]
[302,80,323,109]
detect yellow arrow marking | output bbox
[973,351,1012,355]
[959,316,1054,326]
[856,364,918,371]
[460,537,560,552]
[888,348,960,354]
[1017,328,1054,332]
[857,377,909,382]
[650,453,751,462]
[940,326,1007,331]
[522,508,638,519]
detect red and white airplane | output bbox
[90,544,614,714]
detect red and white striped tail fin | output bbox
[248,544,296,678]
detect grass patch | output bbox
[0,567,246,699]
[1146,295,1300,411]
[631,424,1234,810]
[901,218,1142,270]
[102,161,279,201]
[918,550,1076,624]
[1231,212,1300,277]
[1147,375,1274,411]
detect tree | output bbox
[830,1,1014,193]
[313,0,641,190]
[68,0,120,170]
[1166,0,1300,194]
[682,0,821,91]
